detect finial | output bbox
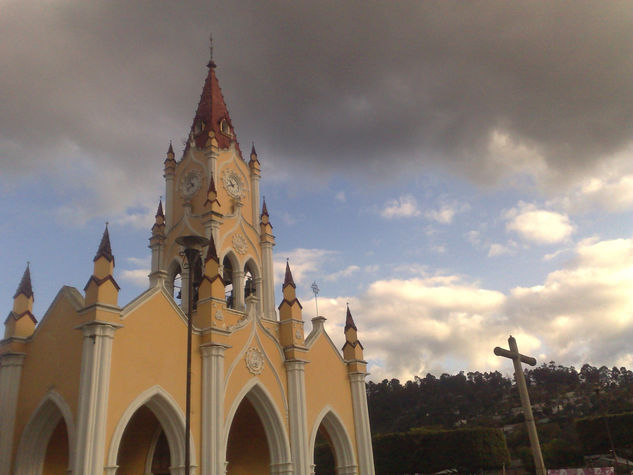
[207,33,216,68]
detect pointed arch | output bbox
[105,385,196,474]
[221,250,241,309]
[14,390,75,475]
[224,379,292,469]
[309,406,358,475]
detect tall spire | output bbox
[190,39,240,154]
[14,263,33,300]
[94,224,114,263]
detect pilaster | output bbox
[0,352,26,475]
[286,360,310,475]
[73,321,120,474]
[232,270,245,311]
[201,343,229,475]
[349,371,375,475]
[261,242,276,320]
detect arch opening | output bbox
[15,392,74,475]
[310,410,358,475]
[226,398,269,474]
[223,255,235,309]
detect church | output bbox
[0,48,375,475]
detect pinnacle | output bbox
[261,198,269,217]
[251,143,257,157]
[94,224,114,263]
[345,305,357,332]
[206,234,219,262]
[156,200,164,218]
[14,263,34,299]
[167,141,174,156]
[283,260,296,288]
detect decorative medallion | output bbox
[232,233,247,255]
[245,347,264,375]
[179,168,203,198]
[215,310,223,321]
[221,169,244,199]
[295,329,303,340]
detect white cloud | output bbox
[380,194,421,219]
[505,202,574,244]
[424,201,470,225]
[335,191,346,203]
[308,237,633,382]
[488,243,513,257]
[325,265,361,282]
[119,256,151,289]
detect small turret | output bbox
[84,225,120,308]
[4,264,37,339]
[342,305,364,362]
[149,201,167,287]
[260,199,274,243]
[278,261,305,353]
[164,142,176,177]
[249,143,261,174]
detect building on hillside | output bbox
[0,48,375,475]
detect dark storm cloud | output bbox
[2,1,632,193]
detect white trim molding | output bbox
[286,360,310,475]
[0,353,26,475]
[349,371,375,475]
[73,321,119,474]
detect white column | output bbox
[349,372,375,475]
[253,277,263,316]
[232,271,245,312]
[251,174,260,230]
[165,175,174,230]
[0,352,26,475]
[261,242,276,320]
[73,322,119,475]
[149,238,166,288]
[286,360,310,475]
[201,343,228,475]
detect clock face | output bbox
[222,169,244,199]
[180,169,202,198]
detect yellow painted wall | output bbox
[226,398,269,475]
[106,291,201,459]
[42,419,69,475]
[305,333,358,455]
[13,291,83,465]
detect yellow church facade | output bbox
[0,52,375,475]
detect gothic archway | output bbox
[14,391,74,475]
[309,408,358,475]
[106,386,195,475]
[224,382,291,474]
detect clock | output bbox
[180,169,202,198]
[222,169,244,199]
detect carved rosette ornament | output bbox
[232,233,247,255]
[245,347,264,375]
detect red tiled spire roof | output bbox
[283,260,296,288]
[345,305,357,331]
[190,57,242,157]
[94,224,114,263]
[14,263,33,299]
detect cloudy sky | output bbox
[2,1,632,381]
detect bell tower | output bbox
[150,44,275,319]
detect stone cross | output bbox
[494,336,546,475]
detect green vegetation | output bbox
[367,363,633,472]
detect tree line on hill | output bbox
[363,363,633,473]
